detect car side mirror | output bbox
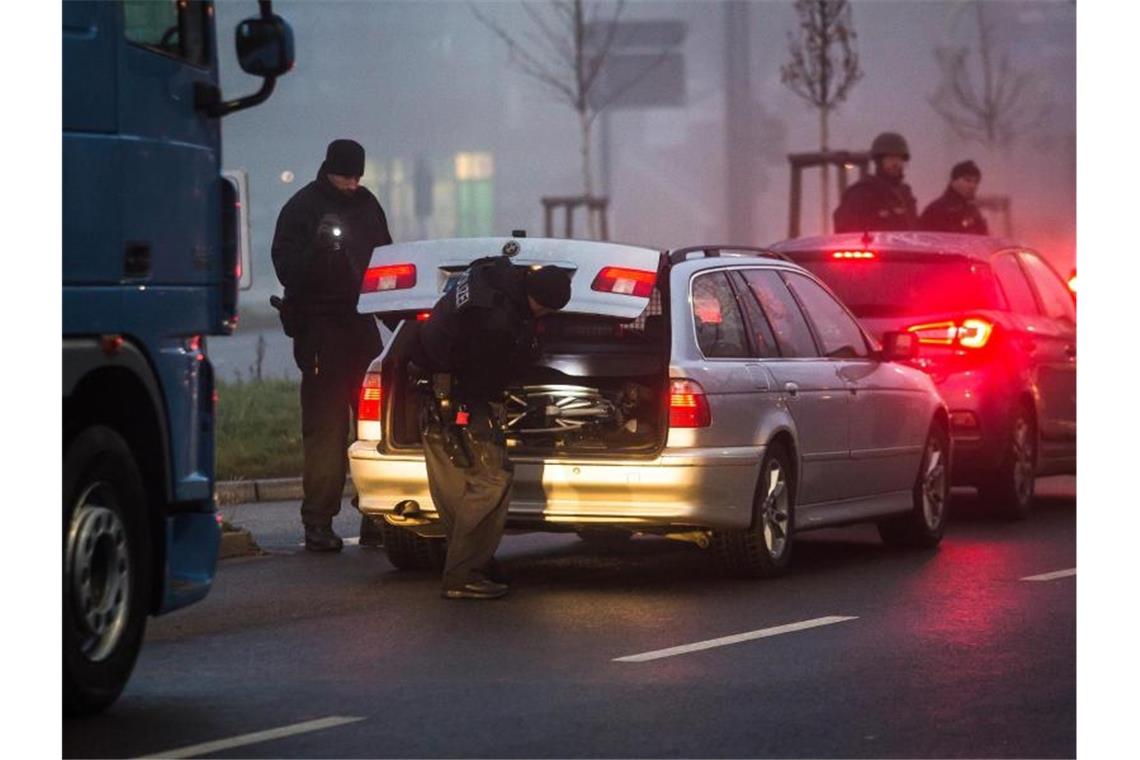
[881,331,919,362]
[236,14,295,78]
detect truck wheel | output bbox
[63,426,152,716]
[711,443,795,578]
[878,421,950,548]
[379,521,446,571]
[979,404,1036,520]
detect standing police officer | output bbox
[919,160,990,235]
[271,139,392,552]
[411,254,572,599]
[833,132,919,233]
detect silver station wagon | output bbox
[349,237,950,577]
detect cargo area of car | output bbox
[383,300,671,458]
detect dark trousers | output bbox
[421,404,513,589]
[293,315,381,528]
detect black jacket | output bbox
[415,256,536,404]
[833,172,919,233]
[919,187,990,235]
[271,170,392,314]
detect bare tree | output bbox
[781,0,862,234]
[471,0,674,204]
[929,1,1046,148]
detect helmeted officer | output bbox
[833,132,919,233]
[919,160,990,235]
[271,139,392,552]
[411,254,572,599]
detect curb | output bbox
[218,528,261,559]
[216,477,355,506]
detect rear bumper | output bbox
[157,511,219,614]
[933,370,1016,484]
[349,441,763,531]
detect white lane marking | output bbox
[1021,567,1076,582]
[139,715,364,759]
[613,615,858,663]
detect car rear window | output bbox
[788,253,1006,318]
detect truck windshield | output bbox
[792,254,1006,318]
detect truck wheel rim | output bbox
[761,460,789,558]
[67,484,131,662]
[921,436,947,530]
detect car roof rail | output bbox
[667,246,792,266]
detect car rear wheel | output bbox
[979,405,1036,520]
[711,443,794,578]
[878,421,950,548]
[379,521,446,571]
[63,426,151,716]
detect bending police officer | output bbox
[271,139,392,551]
[411,255,572,599]
[833,132,919,233]
[919,160,990,235]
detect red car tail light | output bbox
[669,378,711,428]
[361,263,417,293]
[907,318,994,349]
[359,372,382,421]
[592,266,656,298]
[831,250,876,260]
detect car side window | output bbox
[123,0,209,66]
[739,269,819,358]
[782,273,869,358]
[991,254,1040,315]
[729,271,779,358]
[690,272,750,358]
[1020,253,1076,323]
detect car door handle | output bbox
[784,382,799,397]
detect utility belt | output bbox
[270,295,361,338]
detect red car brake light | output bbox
[669,378,711,428]
[831,250,876,260]
[592,266,656,297]
[359,372,382,421]
[907,317,994,349]
[361,263,417,293]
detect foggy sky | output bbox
[215,0,1076,305]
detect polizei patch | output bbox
[455,272,471,308]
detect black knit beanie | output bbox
[951,160,981,181]
[526,266,572,310]
[323,139,365,177]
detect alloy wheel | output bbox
[921,436,948,530]
[760,460,790,558]
[67,483,131,663]
[1011,416,1035,505]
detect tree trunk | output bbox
[580,109,597,237]
[820,106,831,235]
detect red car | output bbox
[771,232,1076,518]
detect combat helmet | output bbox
[870,132,910,160]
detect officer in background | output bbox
[919,160,990,235]
[411,254,572,599]
[833,132,919,233]
[271,139,392,552]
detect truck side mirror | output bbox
[236,14,294,78]
[881,331,919,362]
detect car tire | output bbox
[978,404,1036,520]
[576,529,633,547]
[711,442,795,578]
[878,421,950,548]
[379,521,446,571]
[63,426,152,717]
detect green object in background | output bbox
[457,178,494,237]
[215,379,304,480]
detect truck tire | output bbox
[711,443,795,578]
[979,404,1036,520]
[380,521,446,572]
[878,421,950,548]
[63,426,152,716]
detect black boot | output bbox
[304,524,344,553]
[441,578,509,600]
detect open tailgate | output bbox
[356,237,661,320]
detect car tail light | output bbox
[831,250,876,260]
[669,378,711,428]
[361,263,417,293]
[907,318,994,349]
[592,266,656,297]
[416,311,431,321]
[357,372,383,441]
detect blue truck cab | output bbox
[62,0,293,714]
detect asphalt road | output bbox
[63,478,1076,758]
